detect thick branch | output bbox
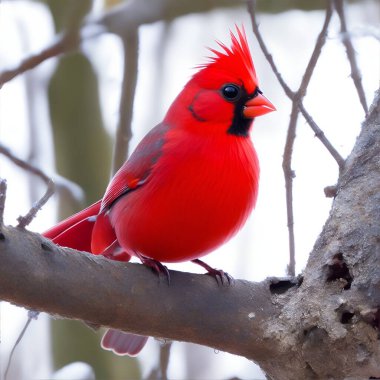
[0,226,278,361]
[261,91,380,378]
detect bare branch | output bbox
[296,102,345,168]
[4,311,38,380]
[18,186,55,229]
[248,0,346,275]
[145,341,172,379]
[159,342,172,380]
[0,1,90,88]
[283,103,298,276]
[298,1,333,96]
[0,144,55,228]
[247,0,345,169]
[0,32,78,89]
[333,0,369,116]
[0,0,242,88]
[247,2,294,99]
[282,2,334,276]
[0,226,277,360]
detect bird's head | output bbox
[165,26,275,137]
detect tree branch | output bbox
[0,32,78,89]
[0,145,55,228]
[263,89,380,378]
[282,2,333,276]
[0,0,242,89]
[0,225,278,361]
[247,0,345,170]
[333,0,369,116]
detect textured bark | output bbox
[260,90,380,378]
[0,92,379,379]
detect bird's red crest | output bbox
[192,26,258,93]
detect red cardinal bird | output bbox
[43,26,275,356]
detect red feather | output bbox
[43,201,101,252]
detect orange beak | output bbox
[243,93,276,118]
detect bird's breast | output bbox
[110,130,259,262]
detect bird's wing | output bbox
[100,123,170,212]
[91,123,169,255]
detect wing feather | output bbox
[101,123,169,212]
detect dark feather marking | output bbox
[188,93,207,122]
[227,87,260,137]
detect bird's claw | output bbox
[191,258,234,286]
[136,253,171,285]
[206,268,233,286]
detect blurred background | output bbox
[0,0,379,379]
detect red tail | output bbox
[44,201,140,356]
[101,329,149,356]
[43,201,101,253]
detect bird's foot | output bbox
[101,240,131,262]
[135,253,170,285]
[192,258,233,286]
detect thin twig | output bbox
[0,1,86,88]
[111,29,139,175]
[13,18,47,207]
[0,179,7,228]
[0,144,55,228]
[4,311,39,380]
[282,2,334,276]
[248,0,344,275]
[1,0,264,90]
[248,2,294,98]
[283,104,298,277]
[247,0,345,170]
[333,0,369,116]
[17,179,55,228]
[297,102,345,169]
[159,341,172,380]
[298,1,333,97]
[0,32,78,89]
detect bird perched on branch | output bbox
[43,25,275,356]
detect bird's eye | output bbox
[221,84,241,101]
